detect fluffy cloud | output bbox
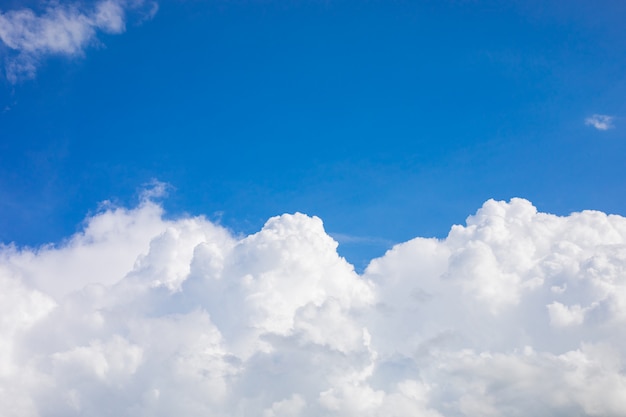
[1,196,626,416]
[585,114,615,130]
[0,0,158,82]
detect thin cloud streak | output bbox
[329,232,395,247]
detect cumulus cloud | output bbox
[0,0,158,82]
[1,196,626,416]
[585,114,615,130]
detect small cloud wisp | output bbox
[585,114,614,130]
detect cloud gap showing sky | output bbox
[2,194,626,417]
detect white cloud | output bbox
[138,178,171,201]
[1,196,626,416]
[0,0,157,82]
[547,301,588,327]
[585,114,615,130]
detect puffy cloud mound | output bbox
[1,196,626,416]
[0,0,158,82]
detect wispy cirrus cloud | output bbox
[0,0,157,83]
[585,113,615,130]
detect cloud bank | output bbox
[0,0,158,82]
[585,114,614,130]
[1,196,626,416]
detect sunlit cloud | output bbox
[1,196,626,416]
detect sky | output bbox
[1,0,625,266]
[1,1,626,416]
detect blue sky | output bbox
[3,3,626,415]
[1,0,625,268]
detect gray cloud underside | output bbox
[2,197,626,416]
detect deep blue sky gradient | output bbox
[1,0,625,268]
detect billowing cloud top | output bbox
[0,0,157,82]
[2,197,626,416]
